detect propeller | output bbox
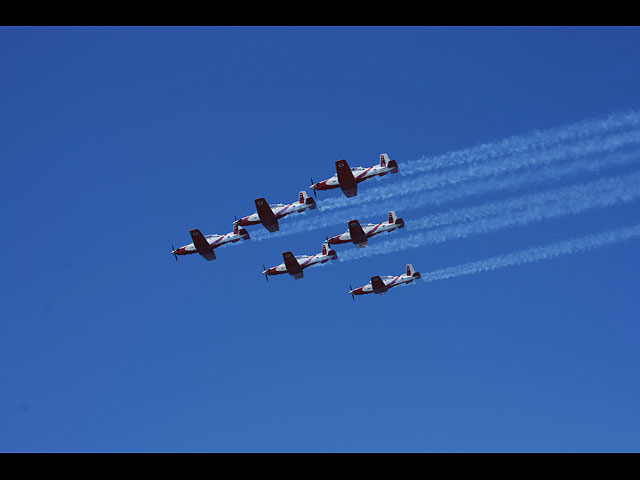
[349,284,355,302]
[262,264,269,282]
[171,244,178,262]
[310,177,317,197]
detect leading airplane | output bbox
[171,223,250,261]
[310,153,398,198]
[236,191,316,233]
[328,211,405,248]
[349,264,421,299]
[262,241,338,280]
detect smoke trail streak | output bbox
[401,110,640,176]
[420,223,640,284]
[408,171,640,231]
[319,129,640,211]
[251,149,640,241]
[338,170,640,261]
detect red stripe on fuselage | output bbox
[386,275,403,289]
[366,223,384,238]
[210,234,227,248]
[299,256,316,268]
[314,180,340,191]
[266,266,286,275]
[328,234,349,244]
[275,204,292,218]
[355,166,375,182]
[236,216,258,226]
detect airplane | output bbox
[262,241,338,280]
[327,211,405,248]
[235,191,316,233]
[171,223,250,261]
[348,264,421,299]
[310,153,399,198]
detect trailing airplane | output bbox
[171,223,250,261]
[236,191,316,232]
[328,211,405,248]
[349,264,421,299]
[262,241,338,280]
[310,153,398,198]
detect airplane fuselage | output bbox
[350,273,420,296]
[237,194,316,232]
[264,250,338,280]
[312,163,396,192]
[328,219,404,248]
[174,230,249,256]
[238,202,312,226]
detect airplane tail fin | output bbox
[388,211,405,228]
[299,190,317,209]
[234,221,250,240]
[388,157,399,173]
[380,153,390,167]
[322,240,338,260]
[406,264,421,279]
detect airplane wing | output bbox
[370,275,387,294]
[335,160,358,197]
[254,198,279,232]
[190,229,216,261]
[347,220,367,245]
[282,251,303,276]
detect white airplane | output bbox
[328,211,405,248]
[262,241,338,280]
[236,191,316,232]
[310,153,399,198]
[171,223,250,261]
[349,264,421,299]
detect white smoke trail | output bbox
[401,109,640,176]
[420,223,640,284]
[319,128,640,211]
[251,148,640,241]
[338,170,640,261]
[408,171,640,231]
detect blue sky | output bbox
[1,26,640,452]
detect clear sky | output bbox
[1,26,640,452]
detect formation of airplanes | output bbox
[171,153,420,298]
